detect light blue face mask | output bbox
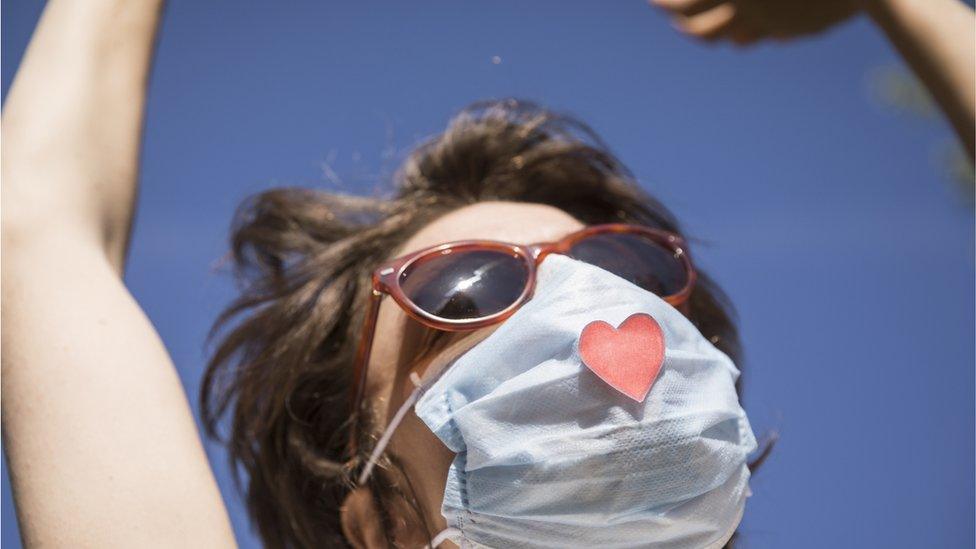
[358,254,757,548]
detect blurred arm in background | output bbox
[651,0,976,159]
[1,1,235,546]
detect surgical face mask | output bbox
[359,254,757,548]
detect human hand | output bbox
[650,0,865,45]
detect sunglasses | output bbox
[347,223,696,454]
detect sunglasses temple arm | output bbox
[347,289,383,457]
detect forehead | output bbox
[397,201,585,257]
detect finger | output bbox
[649,0,725,17]
[673,3,738,41]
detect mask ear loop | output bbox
[357,328,495,486]
[357,372,426,485]
[356,330,494,547]
[425,528,461,548]
[357,373,462,547]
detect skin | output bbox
[340,202,585,547]
[2,1,235,547]
[2,0,972,547]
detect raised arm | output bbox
[2,1,235,546]
[652,0,975,158]
[866,0,975,158]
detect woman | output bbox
[2,1,972,548]
[200,100,763,548]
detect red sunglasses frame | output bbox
[347,223,696,456]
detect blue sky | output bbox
[3,1,973,547]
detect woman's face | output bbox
[346,201,584,546]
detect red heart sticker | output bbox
[578,313,665,402]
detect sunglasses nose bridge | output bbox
[525,244,558,266]
[525,241,567,265]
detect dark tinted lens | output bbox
[568,233,687,296]
[399,249,530,321]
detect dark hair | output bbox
[202,99,763,548]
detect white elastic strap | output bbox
[357,372,425,485]
[425,527,461,548]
